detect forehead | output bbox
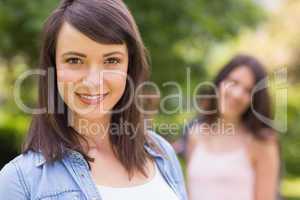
[228,65,255,89]
[56,22,127,55]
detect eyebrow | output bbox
[228,77,253,90]
[62,51,125,57]
[62,52,86,57]
[103,51,125,57]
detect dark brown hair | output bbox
[198,54,275,140]
[23,0,153,178]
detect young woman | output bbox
[186,55,281,200]
[0,0,187,200]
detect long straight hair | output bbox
[23,0,154,178]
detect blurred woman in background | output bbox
[186,54,281,200]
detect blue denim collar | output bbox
[35,142,166,167]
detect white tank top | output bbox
[187,137,255,200]
[97,162,180,200]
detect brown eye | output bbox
[66,57,83,65]
[230,79,238,85]
[227,79,238,87]
[104,57,121,65]
[223,79,236,86]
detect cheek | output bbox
[242,95,251,108]
[105,71,128,94]
[219,85,229,102]
[56,69,83,105]
[57,81,75,106]
[56,68,84,82]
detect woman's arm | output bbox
[253,131,280,200]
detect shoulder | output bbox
[251,128,279,164]
[146,129,183,169]
[0,150,74,199]
[146,129,182,173]
[1,150,45,172]
[147,129,175,156]
[260,128,279,143]
[0,150,46,186]
[0,150,44,179]
[0,157,19,182]
[147,130,188,199]
[253,128,279,148]
[1,151,35,175]
[0,151,41,199]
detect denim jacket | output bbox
[0,130,188,200]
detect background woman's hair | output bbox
[23,0,153,178]
[197,54,275,140]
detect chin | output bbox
[77,110,110,121]
[222,110,240,120]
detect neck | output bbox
[218,115,243,135]
[70,112,112,153]
[220,116,240,127]
[220,111,241,127]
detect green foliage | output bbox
[0,0,264,82]
[0,0,59,66]
[125,0,264,85]
[280,86,300,176]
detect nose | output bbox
[230,86,244,100]
[83,67,104,88]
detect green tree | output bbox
[125,0,264,85]
[0,0,264,83]
[0,0,59,66]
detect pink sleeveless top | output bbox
[187,138,255,200]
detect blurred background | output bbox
[0,0,299,199]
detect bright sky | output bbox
[253,0,282,11]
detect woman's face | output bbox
[55,22,129,121]
[218,66,255,120]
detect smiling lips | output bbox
[75,92,108,105]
